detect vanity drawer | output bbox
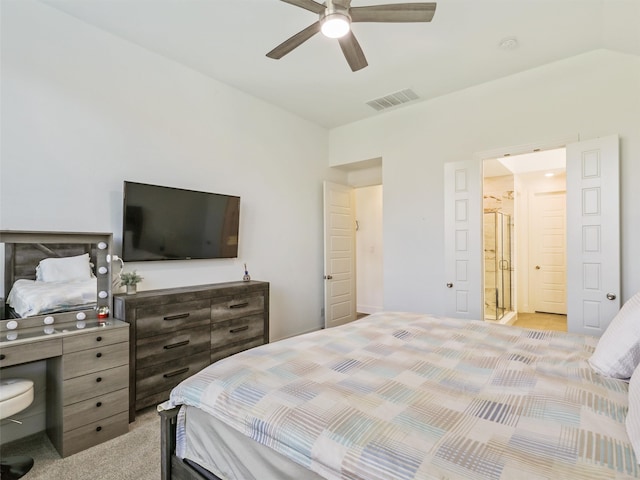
[136,300,210,338]
[63,388,128,432]
[63,364,129,406]
[135,351,209,404]
[63,341,129,379]
[0,338,62,367]
[211,315,264,350]
[211,293,265,323]
[62,411,129,457]
[211,337,265,364]
[64,325,129,353]
[136,325,210,369]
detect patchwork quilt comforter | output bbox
[162,312,638,479]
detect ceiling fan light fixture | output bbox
[321,13,350,38]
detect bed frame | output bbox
[159,407,222,480]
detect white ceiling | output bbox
[484,148,566,178]
[40,0,640,129]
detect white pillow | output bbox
[626,364,640,463]
[589,291,640,379]
[35,253,93,283]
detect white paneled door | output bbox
[323,181,356,329]
[566,135,620,335]
[444,160,483,320]
[532,191,567,314]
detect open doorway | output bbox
[355,185,383,317]
[324,159,382,328]
[482,148,567,331]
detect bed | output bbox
[159,304,640,480]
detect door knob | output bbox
[446,283,453,288]
[535,265,541,270]
[606,293,617,300]
[324,275,333,280]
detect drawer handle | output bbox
[230,325,249,334]
[164,313,190,321]
[96,377,102,383]
[96,426,102,432]
[0,354,5,360]
[96,352,103,358]
[96,336,103,342]
[229,302,249,309]
[96,401,102,407]
[163,367,189,378]
[164,340,190,350]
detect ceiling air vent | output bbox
[366,88,419,112]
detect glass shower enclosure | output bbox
[484,212,512,321]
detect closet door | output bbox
[566,134,620,335]
[444,160,483,320]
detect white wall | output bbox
[1,0,346,340]
[329,49,640,313]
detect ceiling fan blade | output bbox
[338,31,368,72]
[266,21,321,59]
[350,3,437,23]
[280,0,325,14]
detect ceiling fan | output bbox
[266,0,437,72]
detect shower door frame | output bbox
[484,211,512,321]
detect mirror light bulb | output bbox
[321,14,350,38]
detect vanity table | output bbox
[0,318,129,457]
[0,231,130,457]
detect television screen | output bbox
[121,181,240,261]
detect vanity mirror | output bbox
[0,231,112,333]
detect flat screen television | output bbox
[121,181,240,261]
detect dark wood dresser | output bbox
[113,280,269,421]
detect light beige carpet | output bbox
[0,407,159,480]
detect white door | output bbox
[323,181,356,328]
[444,160,483,319]
[566,135,620,335]
[532,191,567,314]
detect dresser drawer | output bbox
[136,300,210,338]
[136,325,210,369]
[0,338,62,367]
[211,337,265,364]
[63,364,129,406]
[136,351,209,403]
[136,389,178,411]
[211,293,265,323]
[63,388,128,432]
[63,341,129,379]
[211,315,264,350]
[64,325,129,354]
[62,411,129,457]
